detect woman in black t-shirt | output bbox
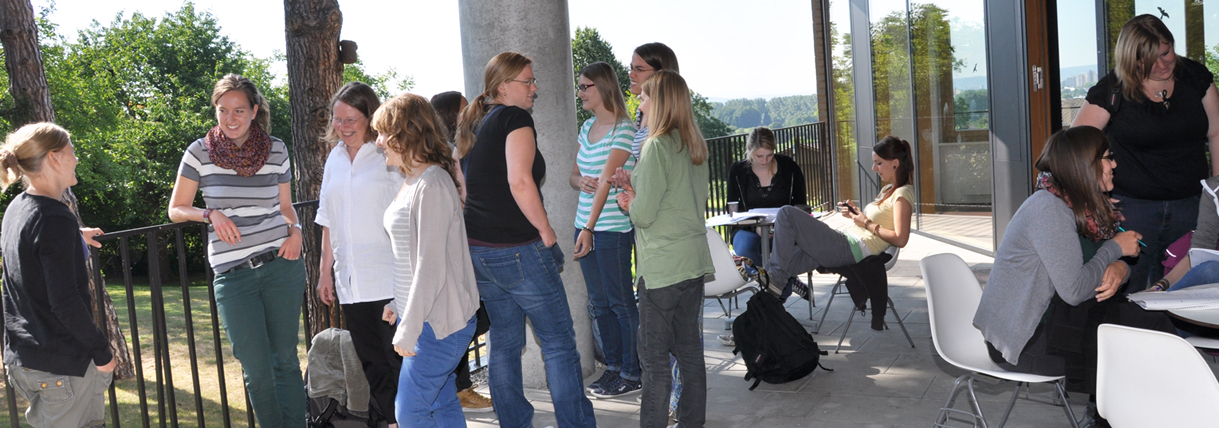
[453,52,596,428]
[1072,14,1219,292]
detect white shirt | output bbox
[316,141,405,304]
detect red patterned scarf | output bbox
[204,124,272,177]
[1036,171,1123,242]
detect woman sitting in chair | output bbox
[725,127,806,296]
[974,126,1173,425]
[756,136,913,330]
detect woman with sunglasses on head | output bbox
[373,93,480,427]
[1072,14,1219,293]
[315,82,405,426]
[569,61,640,399]
[455,51,596,428]
[168,74,305,428]
[616,70,714,428]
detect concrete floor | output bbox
[463,231,1219,428]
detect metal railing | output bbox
[0,200,487,428]
[705,122,835,236]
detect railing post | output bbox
[173,229,206,428]
[119,236,152,428]
[146,232,178,428]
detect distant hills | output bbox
[710,95,819,131]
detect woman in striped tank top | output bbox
[568,62,640,398]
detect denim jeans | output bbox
[213,256,306,428]
[1114,192,1199,292]
[469,241,596,428]
[575,228,640,381]
[638,276,705,428]
[732,228,762,270]
[395,318,477,427]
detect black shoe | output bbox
[591,374,641,399]
[1083,401,1111,428]
[587,369,618,394]
[791,277,811,301]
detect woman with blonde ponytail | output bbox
[457,52,596,428]
[2,123,117,428]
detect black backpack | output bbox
[732,291,831,390]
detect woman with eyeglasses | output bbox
[569,61,639,399]
[627,43,679,161]
[1072,14,1219,293]
[455,51,596,428]
[315,82,405,426]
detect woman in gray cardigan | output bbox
[974,126,1142,376]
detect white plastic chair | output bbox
[919,253,1079,428]
[704,227,758,318]
[1096,324,1219,427]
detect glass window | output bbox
[829,0,858,203]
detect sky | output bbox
[31,0,821,102]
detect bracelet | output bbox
[201,208,213,224]
[1151,278,1170,291]
[581,226,594,234]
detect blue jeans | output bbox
[1167,261,1219,291]
[469,241,596,428]
[395,318,476,428]
[575,228,640,381]
[732,229,762,271]
[213,256,306,428]
[1115,193,1199,292]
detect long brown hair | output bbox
[1034,126,1115,235]
[1114,14,1178,102]
[641,70,706,165]
[0,122,71,192]
[372,93,461,191]
[430,91,465,143]
[211,74,271,133]
[634,42,680,74]
[579,62,630,123]
[455,52,532,157]
[324,82,381,145]
[874,136,913,202]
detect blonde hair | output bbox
[0,122,71,192]
[324,82,380,145]
[211,74,272,133]
[372,93,461,191]
[1114,14,1178,102]
[744,127,777,162]
[641,70,706,165]
[579,62,629,123]
[455,52,532,158]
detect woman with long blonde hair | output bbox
[616,70,712,428]
[455,51,596,428]
[373,93,480,427]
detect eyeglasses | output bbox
[577,83,595,92]
[631,65,655,73]
[511,78,538,86]
[331,116,363,127]
[1101,154,1115,162]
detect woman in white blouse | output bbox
[315,82,406,427]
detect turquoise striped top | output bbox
[574,117,636,233]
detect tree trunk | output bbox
[284,0,343,338]
[0,0,134,379]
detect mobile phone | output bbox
[839,202,858,215]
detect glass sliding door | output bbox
[829,0,859,204]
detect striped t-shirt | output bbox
[177,137,292,273]
[575,117,636,233]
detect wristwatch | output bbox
[290,222,303,232]
[201,208,213,224]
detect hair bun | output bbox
[0,148,17,170]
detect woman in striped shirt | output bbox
[568,61,639,398]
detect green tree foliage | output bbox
[0,3,290,272]
[1207,43,1219,87]
[953,89,988,130]
[570,27,630,125]
[711,95,819,130]
[692,92,732,138]
[341,58,414,99]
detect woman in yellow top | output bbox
[757,136,914,330]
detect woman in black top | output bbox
[726,127,806,283]
[0,123,116,428]
[1072,14,1219,292]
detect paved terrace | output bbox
[464,231,1219,428]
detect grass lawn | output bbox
[0,279,304,428]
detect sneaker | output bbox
[591,374,641,398]
[457,387,493,412]
[717,334,735,347]
[791,277,811,301]
[756,267,784,297]
[587,369,618,393]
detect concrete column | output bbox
[458,0,594,388]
